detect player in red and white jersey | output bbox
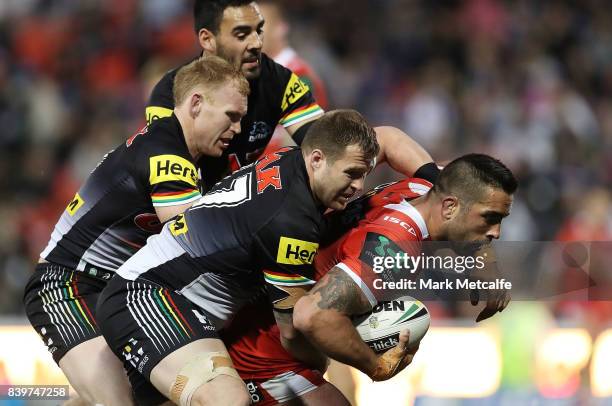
[222,177,432,405]
[224,154,518,405]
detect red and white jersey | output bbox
[315,185,430,307]
[223,177,432,380]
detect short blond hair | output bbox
[173,56,250,106]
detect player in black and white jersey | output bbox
[22,57,249,406]
[148,0,440,190]
[97,110,379,406]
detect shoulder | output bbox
[261,53,292,79]
[130,118,194,172]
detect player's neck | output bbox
[410,193,436,239]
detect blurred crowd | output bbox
[0,0,610,315]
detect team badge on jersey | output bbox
[66,193,85,216]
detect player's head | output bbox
[258,0,288,58]
[173,56,249,158]
[302,110,379,211]
[431,153,517,242]
[194,0,265,80]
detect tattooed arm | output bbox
[293,267,418,380]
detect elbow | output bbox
[293,295,318,335]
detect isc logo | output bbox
[383,215,416,236]
[149,155,198,187]
[276,236,318,265]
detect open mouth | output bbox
[242,56,260,68]
[219,138,233,149]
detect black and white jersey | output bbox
[116,147,325,328]
[41,115,202,274]
[146,53,323,190]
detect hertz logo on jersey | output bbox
[170,214,188,237]
[66,193,85,216]
[149,155,198,187]
[281,73,310,111]
[276,237,319,265]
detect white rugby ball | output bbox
[353,296,430,353]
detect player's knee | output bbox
[169,352,248,406]
[191,377,250,406]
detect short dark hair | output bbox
[434,153,517,203]
[301,110,379,163]
[193,0,254,34]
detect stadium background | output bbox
[0,0,611,404]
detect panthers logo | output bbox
[248,121,271,143]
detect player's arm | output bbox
[289,119,440,181]
[274,64,324,144]
[142,141,202,223]
[285,115,322,142]
[154,203,195,223]
[273,306,329,373]
[469,243,510,321]
[264,273,329,371]
[293,267,418,381]
[374,126,439,180]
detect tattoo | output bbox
[310,268,371,315]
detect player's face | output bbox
[194,81,247,157]
[312,144,373,210]
[445,187,513,243]
[215,3,265,80]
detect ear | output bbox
[308,149,325,171]
[441,196,459,220]
[189,93,202,118]
[198,28,217,54]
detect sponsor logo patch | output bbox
[276,237,319,265]
[245,381,264,403]
[369,333,400,353]
[149,154,198,187]
[170,214,188,237]
[66,193,85,216]
[145,106,173,124]
[281,73,310,111]
[359,232,405,269]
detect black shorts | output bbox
[23,263,105,363]
[97,275,219,405]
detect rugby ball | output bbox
[353,296,430,353]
